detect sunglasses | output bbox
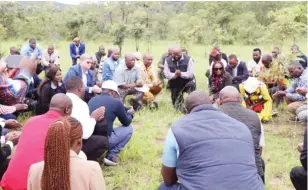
[214,67,223,71]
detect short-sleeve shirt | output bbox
[114,64,142,86]
[162,129,179,168]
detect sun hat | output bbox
[133,52,142,60]
[101,80,120,95]
[243,77,261,94]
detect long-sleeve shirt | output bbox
[0,70,32,105]
[20,44,42,58]
[41,50,60,66]
[66,93,96,140]
[102,57,122,81]
[285,69,308,101]
[88,93,133,136]
[163,57,194,80]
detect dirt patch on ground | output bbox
[155,137,165,145]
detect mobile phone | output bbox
[5,55,23,69]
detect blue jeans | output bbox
[0,114,17,120]
[158,182,180,190]
[108,126,133,159]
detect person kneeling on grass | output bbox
[239,77,273,123]
[140,53,162,109]
[28,117,106,190]
[273,62,308,122]
[159,90,264,190]
[88,80,134,166]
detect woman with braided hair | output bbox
[27,116,106,190]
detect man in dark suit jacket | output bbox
[64,54,102,102]
[208,45,228,66]
[69,37,86,65]
[225,54,249,85]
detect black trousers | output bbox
[260,157,265,184]
[290,166,307,190]
[82,135,109,162]
[170,80,196,110]
[0,159,10,180]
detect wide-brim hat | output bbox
[101,80,120,95]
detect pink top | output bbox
[1,110,62,190]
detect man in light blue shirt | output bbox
[20,38,42,58]
[102,48,122,81]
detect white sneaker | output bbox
[103,158,118,166]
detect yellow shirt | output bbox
[141,64,156,84]
[258,60,287,87]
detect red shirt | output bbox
[1,110,62,190]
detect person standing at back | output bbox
[159,90,264,190]
[69,37,86,65]
[218,86,265,183]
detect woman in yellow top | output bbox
[239,77,273,123]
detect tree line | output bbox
[0,1,306,53]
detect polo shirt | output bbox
[114,63,142,86]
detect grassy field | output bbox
[1,39,307,190]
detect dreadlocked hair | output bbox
[41,116,83,190]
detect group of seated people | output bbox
[0,37,306,189]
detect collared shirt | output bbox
[285,69,308,101]
[141,64,156,84]
[0,70,31,105]
[102,57,122,81]
[66,93,96,140]
[114,63,142,86]
[247,59,262,77]
[231,60,241,77]
[42,50,60,66]
[164,56,194,80]
[75,45,80,55]
[258,60,287,87]
[1,110,62,190]
[0,104,16,115]
[20,43,42,58]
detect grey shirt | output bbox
[114,63,142,86]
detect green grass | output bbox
[2,39,307,190]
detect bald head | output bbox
[261,54,272,68]
[172,47,183,61]
[185,91,211,113]
[219,86,241,104]
[49,93,73,116]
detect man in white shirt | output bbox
[42,45,60,67]
[247,48,262,77]
[65,76,109,162]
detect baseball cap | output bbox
[101,80,120,95]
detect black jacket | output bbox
[300,127,307,170]
[225,61,249,84]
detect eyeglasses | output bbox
[87,61,94,64]
[214,67,223,71]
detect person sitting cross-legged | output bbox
[218,86,266,183]
[27,117,106,190]
[65,76,108,162]
[1,94,73,190]
[88,80,134,166]
[159,91,264,190]
[140,53,162,109]
[114,53,144,111]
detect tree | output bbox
[112,23,127,56]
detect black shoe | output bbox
[149,102,159,110]
[129,98,142,111]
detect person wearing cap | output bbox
[208,45,228,66]
[239,77,273,123]
[88,80,134,166]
